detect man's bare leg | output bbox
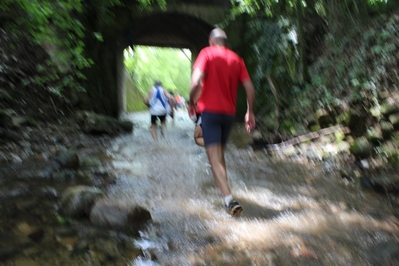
[151,124,158,141]
[161,121,166,137]
[206,144,230,196]
[206,143,242,216]
[194,125,204,147]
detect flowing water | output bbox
[109,110,399,265]
[1,109,398,266]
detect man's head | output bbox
[209,28,228,47]
[154,81,162,87]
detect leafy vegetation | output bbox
[1,0,399,143]
[0,0,166,96]
[231,0,399,139]
[124,46,191,112]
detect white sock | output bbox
[224,194,233,206]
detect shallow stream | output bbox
[0,109,398,266]
[115,110,399,265]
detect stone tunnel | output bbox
[79,0,248,117]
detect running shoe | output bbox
[227,200,243,217]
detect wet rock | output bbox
[365,240,399,265]
[91,172,117,187]
[51,170,77,182]
[349,137,373,160]
[28,229,44,242]
[380,120,394,138]
[54,149,79,169]
[366,127,384,146]
[10,154,22,163]
[360,175,399,195]
[10,115,32,128]
[14,222,36,236]
[0,151,7,163]
[316,108,334,128]
[127,206,152,234]
[76,111,133,135]
[378,141,399,166]
[59,185,104,218]
[119,121,134,132]
[92,239,121,259]
[90,198,152,234]
[76,169,93,180]
[0,159,61,180]
[388,113,399,130]
[37,186,59,199]
[0,247,20,262]
[0,109,13,127]
[380,95,399,116]
[0,185,30,199]
[79,156,101,168]
[71,239,90,256]
[336,141,350,153]
[347,112,367,137]
[13,258,41,266]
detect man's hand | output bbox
[188,100,196,117]
[143,98,150,108]
[245,112,256,133]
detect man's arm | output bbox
[242,79,256,133]
[164,90,175,106]
[189,68,204,105]
[143,89,152,107]
[188,68,204,116]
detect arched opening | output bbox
[123,45,192,113]
[114,12,213,116]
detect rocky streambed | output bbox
[0,110,399,265]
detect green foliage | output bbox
[55,214,73,225]
[124,46,191,98]
[307,13,399,116]
[244,19,279,112]
[1,0,90,92]
[232,0,395,140]
[136,0,167,10]
[124,71,148,112]
[244,17,301,114]
[0,0,166,97]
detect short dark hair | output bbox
[154,81,162,86]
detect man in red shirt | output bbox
[189,28,256,216]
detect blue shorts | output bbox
[201,111,235,146]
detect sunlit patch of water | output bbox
[111,110,399,265]
[132,256,162,266]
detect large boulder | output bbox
[54,149,80,169]
[349,137,373,160]
[316,108,334,128]
[380,120,394,139]
[388,113,399,130]
[380,93,399,116]
[90,198,152,235]
[347,112,367,137]
[76,111,133,135]
[59,185,104,218]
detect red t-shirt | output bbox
[193,46,250,115]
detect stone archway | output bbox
[116,12,214,115]
[80,3,230,117]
